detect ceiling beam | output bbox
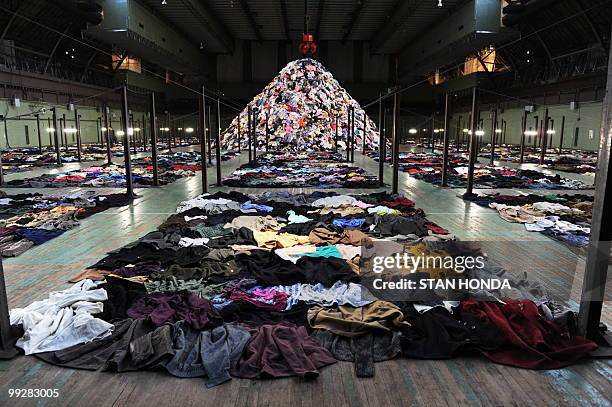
[342,0,366,44]
[397,0,472,56]
[181,0,234,53]
[532,27,560,75]
[43,23,71,74]
[315,0,325,40]
[280,0,290,41]
[573,0,606,54]
[370,0,420,53]
[238,0,263,42]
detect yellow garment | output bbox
[253,231,310,249]
[107,274,148,284]
[404,243,455,279]
[315,206,365,216]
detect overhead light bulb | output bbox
[185,127,194,133]
[46,127,55,132]
[495,129,502,133]
[409,128,417,134]
[475,130,485,136]
[161,0,167,4]
[116,130,125,136]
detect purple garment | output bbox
[127,292,222,329]
[112,261,162,278]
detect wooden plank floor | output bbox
[0,150,610,407]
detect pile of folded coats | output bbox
[0,191,132,257]
[220,58,379,152]
[10,190,597,386]
[411,164,594,189]
[4,151,239,188]
[223,152,378,188]
[464,192,593,246]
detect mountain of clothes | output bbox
[4,151,239,188]
[464,192,593,247]
[220,58,379,152]
[223,152,378,188]
[0,191,132,257]
[9,190,597,387]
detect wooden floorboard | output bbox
[0,150,610,407]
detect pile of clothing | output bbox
[10,190,596,387]
[0,191,132,256]
[223,152,378,188]
[220,58,379,152]
[464,192,593,246]
[411,164,593,189]
[480,146,597,174]
[4,152,238,188]
[368,151,470,174]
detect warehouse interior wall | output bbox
[0,99,148,148]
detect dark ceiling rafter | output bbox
[370,0,420,53]
[397,0,472,56]
[280,0,290,41]
[573,0,606,53]
[180,0,234,53]
[43,23,72,73]
[342,0,367,44]
[532,27,560,75]
[80,49,99,81]
[237,0,263,42]
[0,2,21,43]
[315,0,325,40]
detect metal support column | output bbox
[540,107,549,165]
[216,99,222,186]
[441,93,451,187]
[346,107,351,162]
[391,93,400,194]
[75,110,82,162]
[207,105,212,164]
[352,108,356,161]
[247,106,252,161]
[120,86,134,198]
[252,107,258,159]
[149,93,159,186]
[362,110,367,154]
[104,105,112,164]
[199,87,208,193]
[559,115,566,153]
[36,114,42,153]
[52,108,62,166]
[60,113,66,150]
[519,110,528,164]
[0,258,19,359]
[265,112,269,151]
[334,115,339,153]
[377,94,383,185]
[465,88,479,196]
[490,106,498,166]
[430,115,435,151]
[577,30,612,346]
